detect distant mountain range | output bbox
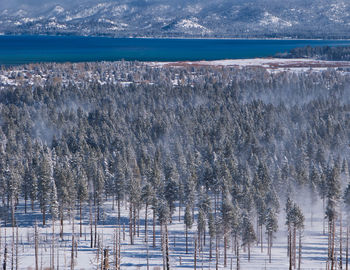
[1,0,350,38]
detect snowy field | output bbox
[148,58,350,73]
[2,192,337,270]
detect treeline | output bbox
[1,62,350,268]
[277,45,350,61]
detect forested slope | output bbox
[1,62,350,268]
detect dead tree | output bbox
[165,224,170,270]
[103,249,109,270]
[71,221,75,270]
[194,238,197,270]
[15,227,18,270]
[3,246,7,270]
[34,222,38,270]
[346,226,349,270]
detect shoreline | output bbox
[2,33,350,41]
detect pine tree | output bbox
[208,211,216,260]
[164,163,179,222]
[326,165,341,270]
[241,211,256,261]
[49,177,59,220]
[221,189,237,267]
[76,167,88,237]
[38,150,53,225]
[265,209,278,263]
[142,182,155,242]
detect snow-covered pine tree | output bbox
[241,210,256,262]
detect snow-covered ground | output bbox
[1,58,350,90]
[2,193,338,270]
[148,58,350,73]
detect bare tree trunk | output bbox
[268,232,271,263]
[294,226,297,268]
[3,246,7,270]
[146,240,149,270]
[114,230,118,270]
[260,225,263,252]
[137,207,140,238]
[123,224,125,241]
[256,219,259,247]
[79,200,83,238]
[94,208,98,248]
[165,224,170,270]
[236,238,240,270]
[331,220,335,270]
[194,237,197,270]
[52,221,55,270]
[298,230,302,270]
[186,226,189,254]
[112,194,115,211]
[71,221,75,270]
[209,235,212,260]
[248,242,251,262]
[224,234,227,267]
[153,208,156,248]
[103,249,109,270]
[346,226,349,270]
[35,222,39,270]
[42,206,46,226]
[11,227,14,270]
[323,197,325,234]
[179,202,181,222]
[117,198,121,226]
[287,225,290,257]
[129,204,133,245]
[340,214,343,270]
[11,198,15,228]
[161,225,165,270]
[60,210,64,240]
[57,244,59,270]
[215,235,219,270]
[145,203,148,242]
[133,206,136,237]
[90,202,93,248]
[289,229,292,270]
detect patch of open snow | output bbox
[22,17,37,23]
[176,19,205,29]
[111,4,128,16]
[260,12,293,27]
[327,3,347,23]
[174,18,212,34]
[148,58,350,73]
[47,21,67,29]
[53,5,65,14]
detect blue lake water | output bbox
[1,35,350,65]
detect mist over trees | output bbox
[1,61,350,268]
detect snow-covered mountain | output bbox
[1,0,350,38]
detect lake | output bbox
[1,35,350,65]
